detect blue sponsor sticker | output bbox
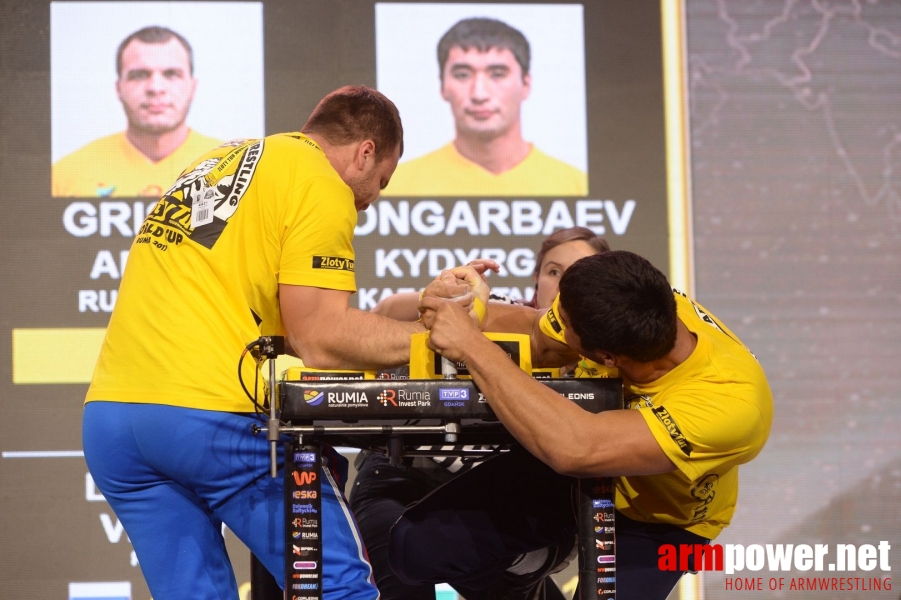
[592,499,615,508]
[295,452,316,463]
[439,388,470,401]
[292,503,318,514]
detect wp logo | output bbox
[293,471,317,486]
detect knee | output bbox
[387,516,436,586]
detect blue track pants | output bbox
[83,402,378,600]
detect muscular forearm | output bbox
[462,338,674,478]
[461,337,600,475]
[281,284,424,370]
[295,308,425,370]
[424,296,675,478]
[370,291,421,321]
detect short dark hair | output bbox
[116,26,193,77]
[534,227,610,277]
[559,251,677,362]
[302,85,404,163]
[437,18,530,80]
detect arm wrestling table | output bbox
[251,376,623,600]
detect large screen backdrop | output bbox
[0,1,672,599]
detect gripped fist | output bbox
[418,260,498,328]
[419,295,482,364]
[438,264,494,326]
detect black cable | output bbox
[253,353,262,414]
[238,341,269,420]
[239,337,292,429]
[238,345,255,403]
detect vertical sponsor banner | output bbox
[578,478,616,600]
[285,440,323,600]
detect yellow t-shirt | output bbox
[539,291,773,539]
[86,133,359,413]
[382,142,587,197]
[52,130,222,197]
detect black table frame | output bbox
[252,377,622,600]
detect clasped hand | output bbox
[417,259,498,362]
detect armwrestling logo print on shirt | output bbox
[137,139,264,252]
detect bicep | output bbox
[562,410,676,478]
[656,392,769,470]
[280,284,352,361]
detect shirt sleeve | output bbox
[278,175,358,292]
[637,385,769,482]
[538,293,568,344]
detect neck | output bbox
[126,124,190,162]
[453,126,530,174]
[307,133,353,175]
[618,319,697,385]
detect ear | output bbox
[596,351,617,368]
[521,72,532,101]
[355,139,376,170]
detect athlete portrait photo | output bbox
[376,3,589,197]
[50,2,264,198]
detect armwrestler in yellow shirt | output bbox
[390,251,773,600]
[52,26,221,197]
[82,85,429,600]
[382,17,587,198]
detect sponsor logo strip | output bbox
[652,406,694,456]
[312,256,354,272]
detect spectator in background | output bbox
[382,17,587,197]
[53,26,221,197]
